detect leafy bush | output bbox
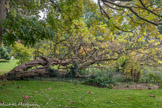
[83,77,116,88]
[0,46,10,60]
[11,43,34,64]
[80,66,117,78]
[139,72,161,83]
[112,73,128,82]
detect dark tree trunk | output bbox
[0,0,7,43]
[0,57,93,80]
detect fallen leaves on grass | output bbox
[34,91,39,93]
[88,91,94,94]
[24,96,31,99]
[69,100,76,104]
[149,94,156,97]
[0,100,4,104]
[2,83,6,86]
[47,88,51,90]
[148,87,151,90]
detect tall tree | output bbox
[99,0,162,25]
[0,0,7,43]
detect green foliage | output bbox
[1,0,161,84]
[140,72,162,84]
[10,43,34,64]
[116,55,128,73]
[0,46,10,60]
[116,55,145,82]
[46,68,59,77]
[1,0,51,45]
[84,77,116,88]
[139,66,162,83]
[3,13,50,46]
[158,25,162,34]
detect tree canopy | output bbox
[0,0,161,80]
[0,0,161,44]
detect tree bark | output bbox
[0,56,96,80]
[0,0,7,43]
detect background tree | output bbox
[0,0,50,43]
[0,0,161,81]
[99,0,162,26]
[0,0,7,43]
[0,46,10,60]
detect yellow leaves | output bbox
[138,38,144,42]
[105,32,113,41]
[160,35,162,40]
[123,47,125,52]
[11,43,34,64]
[114,53,118,57]
[138,49,144,53]
[97,36,104,41]
[148,40,155,43]
[104,44,109,48]
[131,51,136,56]
[143,31,147,36]
[102,50,106,53]
[79,47,91,55]
[94,46,99,50]
[158,60,162,64]
[154,42,160,46]
[117,16,124,24]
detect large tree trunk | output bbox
[0,57,72,80]
[0,0,7,43]
[0,53,117,80]
[0,57,93,80]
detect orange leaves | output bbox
[24,96,31,100]
[7,30,11,33]
[79,47,92,55]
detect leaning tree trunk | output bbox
[0,57,93,80]
[0,57,72,80]
[0,0,7,43]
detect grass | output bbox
[0,59,17,75]
[0,60,161,107]
[0,81,161,108]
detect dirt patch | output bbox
[113,83,160,90]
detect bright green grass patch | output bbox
[0,81,161,108]
[0,60,17,75]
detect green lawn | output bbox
[0,60,161,107]
[0,81,161,108]
[0,60,17,75]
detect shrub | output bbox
[139,72,161,83]
[83,77,116,88]
[0,46,10,60]
[11,43,34,64]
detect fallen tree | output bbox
[0,54,118,80]
[1,20,160,81]
[1,40,160,81]
[0,57,76,80]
